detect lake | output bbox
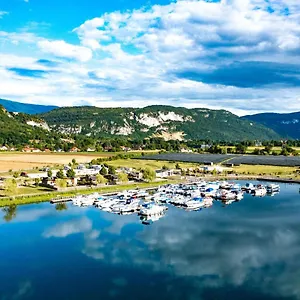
[1,181,300,300]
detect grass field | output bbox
[233,165,299,177]
[106,159,197,170]
[0,186,55,197]
[0,180,178,207]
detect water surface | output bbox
[1,181,300,300]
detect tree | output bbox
[71,158,77,165]
[175,163,180,169]
[162,165,169,170]
[66,168,76,179]
[56,169,65,179]
[142,167,156,182]
[4,178,17,195]
[56,179,67,189]
[100,167,108,176]
[2,204,17,222]
[34,178,40,187]
[235,144,247,154]
[47,169,53,178]
[108,166,116,175]
[13,172,19,178]
[118,172,129,183]
[96,174,108,185]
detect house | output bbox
[120,146,131,152]
[77,164,86,170]
[69,147,80,153]
[87,148,95,152]
[180,148,193,153]
[22,147,41,153]
[44,149,51,153]
[201,144,211,150]
[0,146,8,151]
[90,165,102,171]
[201,166,228,173]
[156,169,174,178]
[128,171,144,181]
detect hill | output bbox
[39,105,280,141]
[0,99,57,114]
[242,112,300,139]
[0,105,62,148]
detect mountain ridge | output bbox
[242,112,300,139]
[38,105,280,141]
[0,98,58,114]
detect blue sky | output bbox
[0,0,299,115]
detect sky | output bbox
[0,0,300,116]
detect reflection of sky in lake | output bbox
[1,181,300,299]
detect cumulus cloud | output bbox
[0,0,300,114]
[37,40,93,62]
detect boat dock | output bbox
[50,187,159,204]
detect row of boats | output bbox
[69,181,280,224]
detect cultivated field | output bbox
[140,153,234,164]
[0,153,113,172]
[107,159,197,170]
[141,153,300,167]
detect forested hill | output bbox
[39,105,280,141]
[242,112,300,139]
[0,106,62,147]
[0,98,57,114]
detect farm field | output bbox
[140,153,234,164]
[107,159,197,170]
[0,152,113,172]
[233,165,298,177]
[228,155,300,167]
[141,153,300,167]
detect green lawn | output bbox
[233,164,299,177]
[106,159,198,170]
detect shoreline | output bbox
[1,175,300,208]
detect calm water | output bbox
[1,181,300,300]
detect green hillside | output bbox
[39,105,281,141]
[0,106,62,147]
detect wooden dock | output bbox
[50,187,159,204]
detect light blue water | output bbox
[1,181,300,300]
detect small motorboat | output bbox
[139,203,168,216]
[266,184,280,193]
[253,185,267,197]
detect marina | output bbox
[56,180,285,224]
[1,180,300,300]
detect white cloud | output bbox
[0,0,300,114]
[37,40,93,62]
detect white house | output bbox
[156,169,174,178]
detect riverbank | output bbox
[0,180,177,208]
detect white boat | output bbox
[139,203,168,216]
[111,199,140,214]
[169,195,188,206]
[267,184,280,193]
[253,186,267,197]
[184,200,204,210]
[97,198,120,210]
[235,191,244,201]
[80,196,96,207]
[243,183,255,191]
